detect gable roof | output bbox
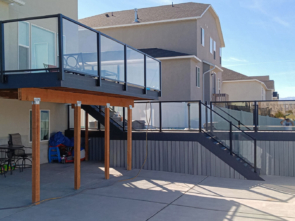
[222,67,275,90]
[79,2,225,47]
[139,48,191,58]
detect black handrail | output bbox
[201,102,257,172]
[212,104,252,131]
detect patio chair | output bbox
[9,133,32,172]
[0,151,7,178]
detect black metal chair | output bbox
[0,151,7,178]
[9,134,32,172]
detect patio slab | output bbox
[0,162,294,221]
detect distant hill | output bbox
[281,97,295,100]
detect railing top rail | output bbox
[1,13,161,64]
[200,102,256,141]
[211,100,295,103]
[135,100,201,103]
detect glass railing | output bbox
[212,100,295,131]
[212,102,255,130]
[1,14,161,94]
[201,102,257,170]
[4,17,59,73]
[257,101,295,131]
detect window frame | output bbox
[29,109,50,142]
[196,66,200,87]
[201,28,205,47]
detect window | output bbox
[196,67,200,87]
[30,110,50,142]
[213,41,216,59]
[201,28,205,46]
[218,78,221,93]
[18,21,30,70]
[220,48,222,64]
[210,38,213,54]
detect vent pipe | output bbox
[134,8,139,22]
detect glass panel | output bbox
[101,36,124,82]
[132,103,160,130]
[127,47,144,86]
[202,103,230,147]
[146,57,160,90]
[4,18,58,72]
[162,103,189,130]
[63,19,97,76]
[257,101,295,131]
[69,106,74,129]
[212,102,255,130]
[190,102,200,130]
[232,126,255,167]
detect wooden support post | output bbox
[127,105,132,171]
[104,103,110,179]
[85,112,89,161]
[74,101,81,190]
[32,98,40,204]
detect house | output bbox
[80,2,225,102]
[0,0,161,203]
[222,67,278,101]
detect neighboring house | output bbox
[80,2,225,102]
[222,67,278,101]
[0,0,78,163]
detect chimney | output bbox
[172,2,174,7]
[134,8,139,23]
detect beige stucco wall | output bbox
[97,20,198,56]
[222,81,267,101]
[196,9,222,67]
[0,99,68,164]
[2,0,77,20]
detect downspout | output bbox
[202,63,216,102]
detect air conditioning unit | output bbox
[1,0,25,6]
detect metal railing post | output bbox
[159,102,162,132]
[123,107,125,132]
[188,103,191,130]
[159,62,162,97]
[254,139,257,173]
[124,45,128,91]
[57,14,64,81]
[0,21,5,83]
[254,101,258,132]
[210,103,213,133]
[199,101,202,133]
[97,32,101,86]
[144,55,147,94]
[229,122,233,155]
[205,101,208,131]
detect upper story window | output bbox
[218,78,221,93]
[201,28,205,46]
[210,38,213,54]
[196,67,200,87]
[213,41,216,59]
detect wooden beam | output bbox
[104,104,110,180]
[74,102,81,190]
[127,106,132,170]
[0,89,18,99]
[32,98,40,204]
[18,88,134,107]
[85,112,89,161]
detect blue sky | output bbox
[79,0,295,98]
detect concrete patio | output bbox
[0,162,295,221]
